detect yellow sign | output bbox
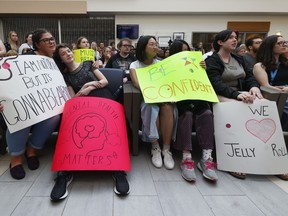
[73,49,95,62]
[135,51,219,103]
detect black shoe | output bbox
[50,171,73,201]
[25,154,39,170]
[10,164,25,180]
[112,171,130,195]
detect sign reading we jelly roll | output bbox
[214,101,288,175]
[0,55,70,133]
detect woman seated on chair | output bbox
[50,43,130,201]
[253,35,288,132]
[205,29,264,180]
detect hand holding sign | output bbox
[135,51,219,103]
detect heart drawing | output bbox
[245,118,276,143]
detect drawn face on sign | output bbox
[72,113,108,151]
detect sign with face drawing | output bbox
[214,101,288,174]
[51,97,130,171]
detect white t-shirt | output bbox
[18,43,33,54]
[130,58,159,69]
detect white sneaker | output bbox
[151,147,162,168]
[162,150,175,170]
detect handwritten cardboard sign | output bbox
[214,101,288,174]
[0,55,70,133]
[135,51,219,103]
[51,97,130,171]
[73,49,95,63]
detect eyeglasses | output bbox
[276,41,287,46]
[122,44,132,48]
[39,37,55,44]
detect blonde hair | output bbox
[7,31,19,51]
[5,49,18,56]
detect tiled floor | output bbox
[1,134,288,216]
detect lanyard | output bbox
[270,63,280,85]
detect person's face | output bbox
[37,32,56,57]
[91,42,97,50]
[251,38,262,53]
[79,38,90,49]
[104,48,112,57]
[237,48,246,56]
[59,47,74,64]
[11,32,18,42]
[27,34,33,44]
[120,40,132,55]
[99,43,105,48]
[273,37,287,55]
[182,44,189,51]
[219,32,238,52]
[145,38,158,59]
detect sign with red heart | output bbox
[214,101,288,175]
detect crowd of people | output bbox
[1,28,288,203]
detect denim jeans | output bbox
[6,114,61,156]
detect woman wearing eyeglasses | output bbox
[0,29,61,180]
[253,35,288,132]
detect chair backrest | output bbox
[98,68,124,100]
[260,86,288,118]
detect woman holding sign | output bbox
[130,35,178,170]
[170,39,218,182]
[76,36,103,68]
[50,43,130,200]
[0,29,61,180]
[205,29,264,179]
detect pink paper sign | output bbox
[51,97,130,171]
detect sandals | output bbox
[10,164,25,180]
[229,172,246,180]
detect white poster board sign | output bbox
[213,101,288,175]
[0,55,70,133]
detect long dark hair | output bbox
[256,35,288,71]
[53,43,72,73]
[135,35,157,62]
[169,39,191,56]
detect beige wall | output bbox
[0,0,87,14]
[87,0,288,13]
[115,14,288,46]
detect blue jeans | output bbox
[6,114,61,156]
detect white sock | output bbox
[202,149,212,161]
[182,152,192,161]
[162,144,170,152]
